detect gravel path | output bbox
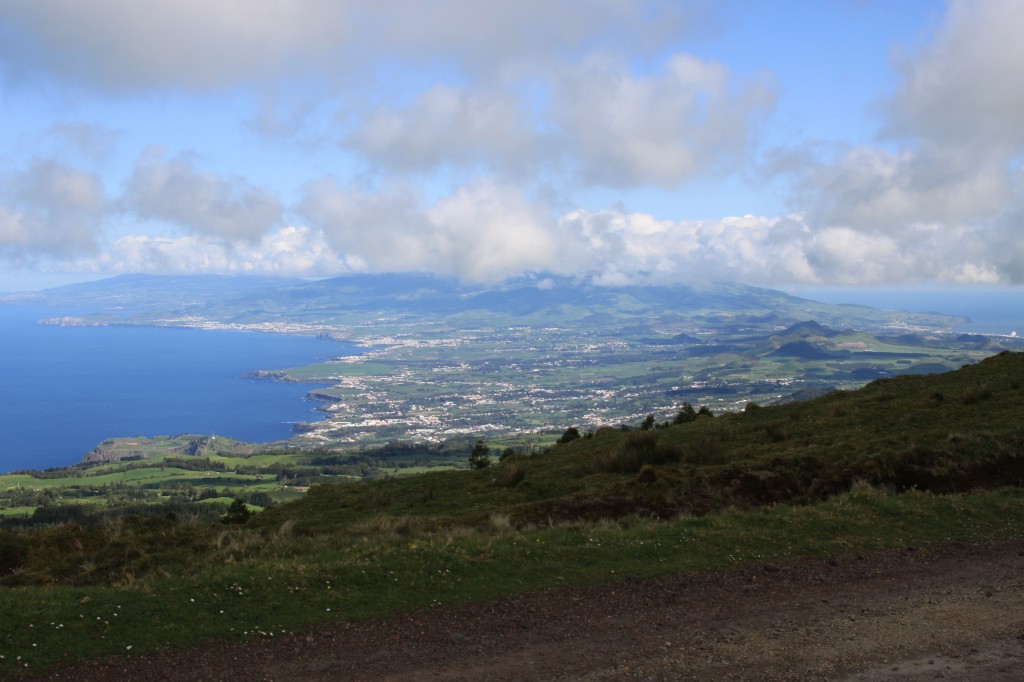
[34,538,1024,681]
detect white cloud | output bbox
[43,202,1021,287]
[354,0,688,71]
[0,0,352,89]
[346,86,546,176]
[344,52,774,189]
[75,226,355,277]
[560,209,817,285]
[0,0,687,91]
[0,160,105,259]
[123,148,283,241]
[884,0,1024,152]
[426,180,559,281]
[300,178,558,282]
[557,208,1016,287]
[772,0,1024,285]
[788,145,1013,232]
[551,54,775,188]
[5,1,1023,289]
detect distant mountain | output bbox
[4,273,970,335]
[1,274,303,311]
[2,272,1016,455]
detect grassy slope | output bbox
[0,353,1022,676]
[255,351,1024,533]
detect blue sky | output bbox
[1,0,1021,293]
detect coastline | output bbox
[0,307,351,472]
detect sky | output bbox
[1,0,1022,293]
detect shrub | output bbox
[488,513,514,533]
[557,427,581,444]
[468,440,492,469]
[962,384,992,405]
[681,434,724,466]
[221,498,252,525]
[674,403,697,424]
[494,459,527,488]
[598,432,683,473]
[765,423,790,443]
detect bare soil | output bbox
[35,538,1024,681]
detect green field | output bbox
[0,353,1022,676]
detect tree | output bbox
[674,403,697,424]
[468,440,492,469]
[221,498,252,525]
[557,427,581,444]
[640,414,656,430]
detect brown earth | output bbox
[34,538,1024,681]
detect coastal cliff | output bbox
[82,434,254,464]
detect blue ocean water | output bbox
[0,306,350,473]
[796,287,1024,336]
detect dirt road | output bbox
[38,538,1024,681]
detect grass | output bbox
[0,485,1021,676]
[0,445,466,519]
[1,352,1023,676]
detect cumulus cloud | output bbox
[553,207,1021,287]
[771,0,1024,284]
[123,148,283,241]
[552,54,775,188]
[559,210,812,285]
[346,86,547,175]
[0,0,686,90]
[884,0,1024,152]
[6,0,1022,289]
[0,160,105,259]
[345,52,774,188]
[785,145,1014,233]
[0,0,351,89]
[299,178,558,282]
[354,0,688,71]
[73,226,356,277]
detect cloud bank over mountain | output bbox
[1,0,1022,287]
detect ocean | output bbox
[0,306,351,473]
[2,287,1020,473]
[795,287,1024,336]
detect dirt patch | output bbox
[34,538,1024,681]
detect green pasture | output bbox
[0,486,1021,677]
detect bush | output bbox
[680,434,724,466]
[557,427,581,444]
[962,384,992,405]
[221,499,252,525]
[674,403,697,424]
[765,423,790,443]
[598,432,683,473]
[468,440,492,469]
[494,459,528,488]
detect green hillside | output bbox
[0,353,1022,676]
[11,273,1017,451]
[255,350,1024,533]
